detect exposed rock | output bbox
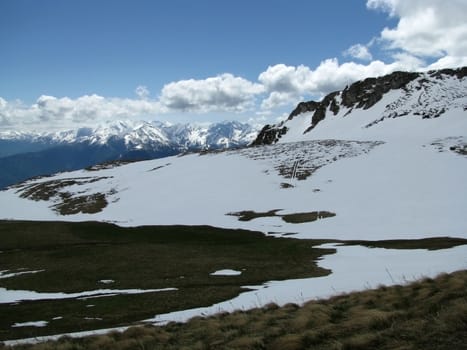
[341,71,419,110]
[288,92,341,135]
[429,66,467,79]
[250,125,288,146]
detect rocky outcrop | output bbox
[340,71,419,110]
[250,125,288,146]
[251,66,467,146]
[251,91,342,146]
[429,66,467,79]
[287,71,421,129]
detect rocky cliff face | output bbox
[252,67,467,145]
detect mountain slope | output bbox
[0,67,466,240]
[0,121,257,189]
[253,67,467,144]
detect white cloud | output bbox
[367,0,467,58]
[0,94,164,130]
[0,74,266,130]
[258,64,314,94]
[260,91,298,110]
[344,44,373,61]
[159,73,264,113]
[258,64,315,109]
[257,54,426,111]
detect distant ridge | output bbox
[0,121,258,188]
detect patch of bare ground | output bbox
[53,193,108,215]
[236,140,383,182]
[85,160,139,171]
[227,210,336,224]
[13,177,114,215]
[450,144,467,155]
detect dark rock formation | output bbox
[250,125,288,146]
[429,66,467,79]
[288,71,420,136]
[340,71,419,110]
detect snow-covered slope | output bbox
[1,67,466,240]
[253,67,467,144]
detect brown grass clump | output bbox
[1,270,466,350]
[225,335,264,349]
[268,333,303,350]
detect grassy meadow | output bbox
[0,221,333,340]
[0,220,466,347]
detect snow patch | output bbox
[12,321,48,328]
[98,279,115,284]
[210,269,242,276]
[0,287,177,304]
[0,269,45,279]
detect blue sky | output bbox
[1,0,466,131]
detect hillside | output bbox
[0,121,257,189]
[253,67,467,145]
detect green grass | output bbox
[3,270,466,350]
[342,236,467,250]
[0,221,333,341]
[226,209,282,221]
[282,211,336,224]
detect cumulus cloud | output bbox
[258,64,315,109]
[344,44,373,61]
[258,64,313,94]
[0,94,164,130]
[159,73,264,113]
[257,54,426,110]
[0,74,266,130]
[367,0,467,58]
[260,91,298,110]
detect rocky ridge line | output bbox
[252,67,467,146]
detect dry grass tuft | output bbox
[268,333,303,350]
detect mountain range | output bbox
[0,120,258,189]
[1,66,465,239]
